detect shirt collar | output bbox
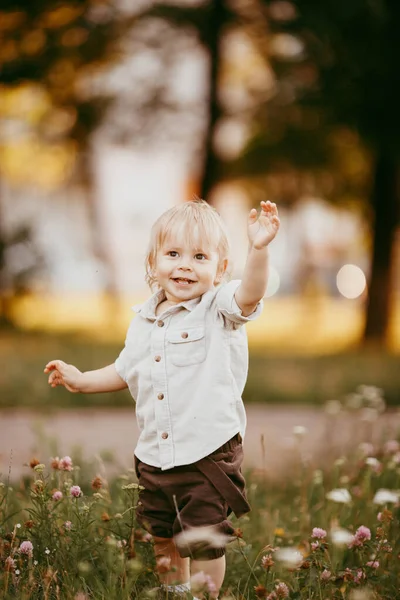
[132,288,202,319]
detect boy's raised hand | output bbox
[248,201,280,250]
[44,360,83,393]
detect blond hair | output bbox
[145,199,230,290]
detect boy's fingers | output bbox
[44,360,65,373]
[248,208,258,222]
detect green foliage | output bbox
[1,332,399,409]
[1,440,400,598]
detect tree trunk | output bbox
[363,150,400,345]
[199,0,229,203]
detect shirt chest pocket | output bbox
[166,326,206,367]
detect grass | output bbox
[1,432,400,599]
[0,331,399,409]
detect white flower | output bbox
[16,524,21,529]
[330,528,354,547]
[326,488,352,504]
[15,569,20,575]
[274,547,304,568]
[174,525,233,553]
[45,548,50,555]
[373,489,400,505]
[293,425,308,438]
[365,457,380,468]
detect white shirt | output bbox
[115,279,263,470]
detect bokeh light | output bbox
[336,264,366,299]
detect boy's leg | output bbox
[154,536,190,585]
[191,555,226,599]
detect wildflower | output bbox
[331,528,354,547]
[349,526,371,548]
[64,521,72,530]
[311,527,327,539]
[121,483,141,490]
[311,542,319,551]
[358,442,374,457]
[275,582,289,598]
[320,569,331,581]
[365,457,380,469]
[174,525,233,552]
[353,569,365,584]
[101,512,111,522]
[70,485,82,498]
[266,593,277,600]
[16,523,21,529]
[24,520,34,529]
[45,548,50,555]
[366,560,379,568]
[60,456,73,471]
[19,540,33,557]
[293,425,308,438]
[156,556,171,573]
[5,557,16,571]
[191,571,217,596]
[50,457,60,469]
[33,463,46,473]
[74,594,89,600]
[356,526,371,542]
[261,554,275,569]
[373,489,399,504]
[52,490,63,501]
[15,569,20,576]
[29,458,40,469]
[274,547,303,568]
[326,488,351,503]
[274,527,285,537]
[233,527,243,538]
[91,476,103,490]
[384,440,399,454]
[253,585,268,598]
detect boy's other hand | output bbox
[44,360,83,393]
[248,201,280,249]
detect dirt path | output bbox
[1,406,399,481]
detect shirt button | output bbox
[157,321,164,327]
[161,432,168,439]
[154,355,161,362]
[181,332,188,339]
[157,393,164,400]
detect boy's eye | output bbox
[195,253,206,260]
[167,251,178,257]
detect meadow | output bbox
[1,431,399,599]
[1,331,400,409]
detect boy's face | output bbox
[154,233,226,304]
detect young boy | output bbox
[44,199,280,598]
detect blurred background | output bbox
[0,0,400,475]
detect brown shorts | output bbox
[134,433,250,560]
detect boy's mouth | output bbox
[172,277,196,285]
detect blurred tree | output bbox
[0,1,135,325]
[128,0,272,202]
[239,0,400,346]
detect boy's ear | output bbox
[215,258,228,283]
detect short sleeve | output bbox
[215,279,264,325]
[114,347,128,382]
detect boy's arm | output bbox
[44,361,127,394]
[234,200,280,317]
